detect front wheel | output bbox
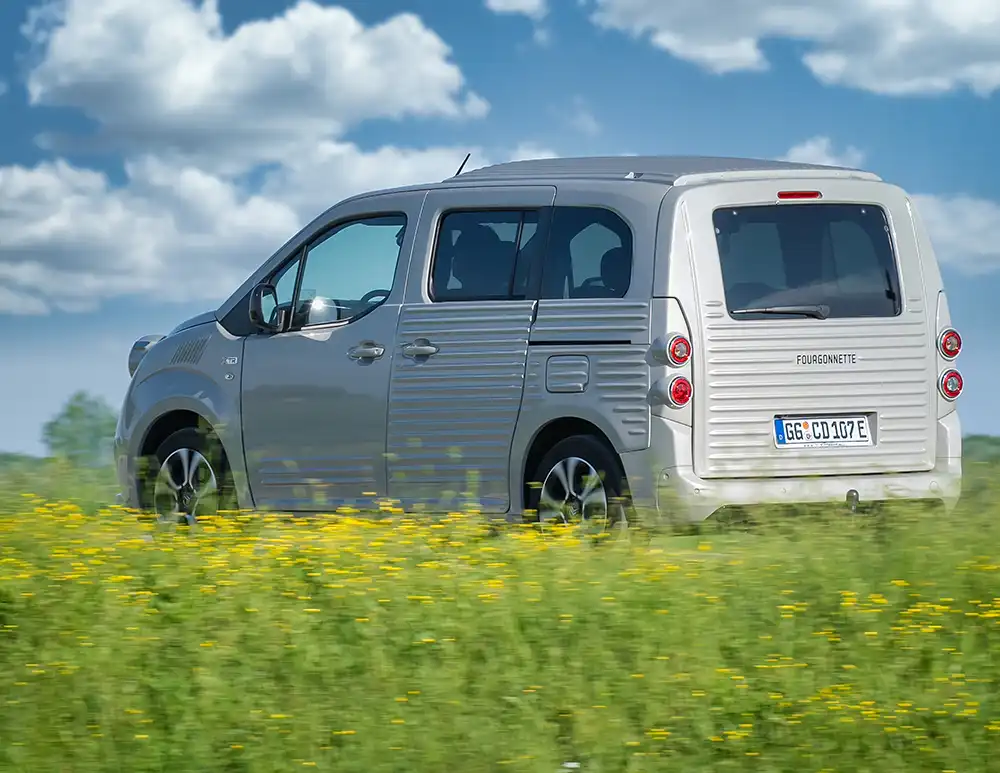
[525,434,631,534]
[140,427,232,524]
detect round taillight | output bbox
[668,376,693,407]
[939,369,963,401]
[939,328,962,360]
[667,335,692,366]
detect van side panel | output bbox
[529,182,663,348]
[519,183,666,459]
[388,185,556,513]
[657,179,937,480]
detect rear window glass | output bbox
[713,203,902,319]
[430,210,537,302]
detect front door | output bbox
[386,185,556,513]
[240,192,424,511]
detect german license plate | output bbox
[773,415,872,448]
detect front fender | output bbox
[116,324,249,509]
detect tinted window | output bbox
[287,214,405,328]
[713,203,901,319]
[540,207,633,299]
[431,210,538,301]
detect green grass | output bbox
[1,461,999,772]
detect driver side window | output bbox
[285,213,406,329]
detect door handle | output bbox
[348,343,385,361]
[401,339,440,358]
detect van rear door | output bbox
[674,178,935,479]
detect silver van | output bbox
[114,155,964,527]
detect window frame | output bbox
[711,201,903,322]
[261,211,408,333]
[427,207,551,303]
[538,204,636,301]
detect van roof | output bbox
[337,154,882,208]
[447,155,882,186]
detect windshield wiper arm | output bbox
[730,304,830,320]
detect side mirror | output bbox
[249,283,281,332]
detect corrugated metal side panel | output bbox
[387,302,534,511]
[521,347,651,452]
[530,300,650,344]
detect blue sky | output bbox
[1,0,999,455]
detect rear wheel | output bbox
[525,434,631,534]
[141,426,232,524]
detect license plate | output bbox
[773,415,873,448]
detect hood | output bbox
[168,310,218,336]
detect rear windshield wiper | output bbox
[730,304,831,320]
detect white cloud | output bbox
[0,80,8,97]
[485,0,548,20]
[780,138,1000,274]
[782,136,865,168]
[0,157,299,313]
[589,0,1000,96]
[0,142,556,314]
[913,194,1000,275]
[0,1,555,315]
[0,285,47,315]
[23,0,489,173]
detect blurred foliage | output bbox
[41,390,117,466]
[1,475,999,771]
[963,434,1000,463]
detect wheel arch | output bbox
[134,405,237,510]
[139,409,214,459]
[520,416,627,509]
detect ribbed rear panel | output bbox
[695,314,935,478]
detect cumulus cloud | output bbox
[913,194,1000,275]
[0,285,47,315]
[23,0,489,172]
[0,141,555,315]
[588,0,1000,96]
[0,1,561,316]
[0,157,299,314]
[485,0,548,20]
[782,136,866,168]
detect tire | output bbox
[140,426,234,524]
[524,434,631,532]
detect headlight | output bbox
[128,334,164,377]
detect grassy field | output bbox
[2,459,999,772]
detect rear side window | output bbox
[713,203,902,319]
[430,210,538,301]
[540,207,633,299]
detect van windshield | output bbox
[713,203,902,320]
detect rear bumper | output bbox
[623,412,962,523]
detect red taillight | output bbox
[668,376,692,407]
[667,334,691,366]
[938,369,963,401]
[938,328,962,360]
[777,190,822,200]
